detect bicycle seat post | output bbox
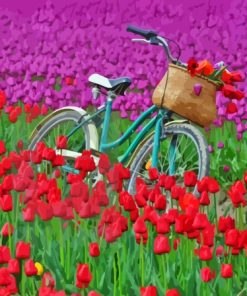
[99,90,117,152]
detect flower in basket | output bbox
[186,57,245,121]
[187,57,198,77]
[195,60,214,76]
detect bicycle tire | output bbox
[29,110,91,165]
[127,123,209,195]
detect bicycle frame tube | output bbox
[100,103,158,151]
[117,108,170,163]
[65,107,105,138]
[151,117,163,168]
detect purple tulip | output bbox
[223,165,230,172]
[208,145,214,153]
[194,84,202,96]
[217,141,224,149]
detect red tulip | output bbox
[9,110,18,123]
[134,192,147,208]
[226,102,238,114]
[0,140,6,155]
[123,194,136,211]
[31,104,40,119]
[98,153,111,174]
[22,204,36,222]
[65,76,74,85]
[40,104,48,116]
[184,171,197,187]
[41,272,55,288]
[199,191,210,205]
[76,264,92,288]
[52,155,65,167]
[8,258,20,274]
[0,90,6,109]
[207,177,219,193]
[140,285,157,296]
[222,69,243,83]
[164,175,176,190]
[1,223,14,236]
[225,229,239,247]
[156,216,170,234]
[75,151,96,172]
[2,175,14,191]
[16,241,30,259]
[56,135,67,149]
[154,194,166,210]
[89,243,100,257]
[88,292,101,296]
[221,264,233,278]
[198,245,213,261]
[134,217,147,234]
[38,287,54,296]
[148,168,159,180]
[218,216,235,233]
[0,246,11,264]
[166,289,180,296]
[24,103,31,113]
[0,194,13,211]
[166,209,179,224]
[7,274,18,294]
[175,215,186,233]
[37,201,53,221]
[201,224,215,247]
[197,177,209,192]
[154,235,170,254]
[187,57,198,77]
[179,193,199,212]
[173,238,180,250]
[171,185,186,200]
[192,213,209,230]
[201,267,216,282]
[24,259,37,276]
[0,267,12,285]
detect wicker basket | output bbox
[152,64,219,127]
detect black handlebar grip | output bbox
[127,25,157,39]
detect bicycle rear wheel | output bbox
[28,110,93,177]
[127,123,209,195]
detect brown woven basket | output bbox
[152,64,219,127]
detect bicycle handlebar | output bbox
[127,25,158,39]
[127,25,181,64]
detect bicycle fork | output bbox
[151,117,177,175]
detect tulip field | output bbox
[0,96,247,296]
[1,0,247,295]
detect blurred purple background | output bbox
[0,0,246,135]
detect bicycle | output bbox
[28,25,210,194]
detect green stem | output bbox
[7,213,13,256]
[113,253,117,296]
[21,262,26,295]
[162,256,167,290]
[214,195,218,231]
[65,228,71,280]
[59,222,65,267]
[140,242,144,286]
[117,251,122,296]
[239,206,244,230]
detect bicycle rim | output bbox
[128,123,209,194]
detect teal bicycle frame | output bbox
[62,92,175,174]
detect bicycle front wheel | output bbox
[127,123,209,194]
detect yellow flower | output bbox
[35,262,44,276]
[145,158,152,170]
